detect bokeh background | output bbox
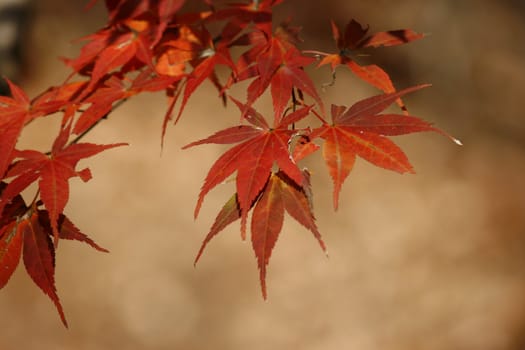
[1,0,525,349]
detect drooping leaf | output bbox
[22,213,68,327]
[194,170,325,299]
[251,170,326,298]
[1,206,108,326]
[277,170,324,251]
[251,173,284,299]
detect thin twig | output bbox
[67,98,128,147]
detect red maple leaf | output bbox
[247,40,322,122]
[310,84,456,209]
[194,170,325,298]
[21,212,67,327]
[226,22,323,122]
[250,170,325,298]
[0,124,126,244]
[309,19,424,111]
[183,98,311,237]
[0,209,108,328]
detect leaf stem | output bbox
[310,108,328,124]
[302,50,328,58]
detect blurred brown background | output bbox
[1,0,525,349]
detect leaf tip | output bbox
[60,311,69,329]
[193,255,200,268]
[260,277,268,300]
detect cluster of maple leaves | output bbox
[0,0,457,327]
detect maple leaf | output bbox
[0,207,107,328]
[310,19,424,111]
[0,125,126,244]
[310,84,455,209]
[251,170,325,298]
[226,22,323,121]
[248,41,322,123]
[21,212,68,327]
[183,98,311,237]
[194,170,325,298]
